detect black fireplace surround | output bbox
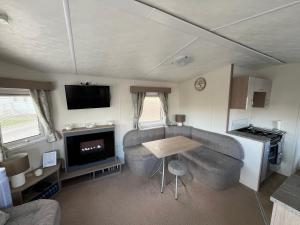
[63,127,115,172]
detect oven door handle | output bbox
[270,144,279,148]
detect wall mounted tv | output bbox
[65,85,110,109]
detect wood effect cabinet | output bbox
[270,175,300,225]
[11,160,61,205]
[270,202,300,225]
[230,76,272,109]
[230,76,249,109]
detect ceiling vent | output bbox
[172,55,193,66]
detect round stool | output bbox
[168,160,187,200]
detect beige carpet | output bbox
[55,168,265,225]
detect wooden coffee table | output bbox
[143,136,202,193]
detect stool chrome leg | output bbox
[175,175,178,200]
[161,158,165,193]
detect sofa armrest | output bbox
[3,200,60,225]
[123,130,141,147]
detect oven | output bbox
[268,136,284,165]
[236,126,285,183]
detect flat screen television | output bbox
[65,85,110,109]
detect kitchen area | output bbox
[228,74,286,186]
[226,65,300,224]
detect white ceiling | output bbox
[0,0,299,81]
[69,0,196,79]
[0,0,74,73]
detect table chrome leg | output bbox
[175,175,178,200]
[150,160,162,178]
[161,158,165,193]
[179,177,186,188]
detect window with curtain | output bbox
[139,92,165,129]
[0,88,44,146]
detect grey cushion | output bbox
[191,128,244,160]
[181,146,243,190]
[182,147,243,174]
[124,145,159,176]
[168,160,187,176]
[0,210,9,225]
[3,199,60,225]
[123,127,165,147]
[124,145,154,160]
[165,126,192,138]
[139,127,165,143]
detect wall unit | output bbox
[63,125,116,172]
[230,76,272,110]
[61,125,121,182]
[11,160,61,205]
[270,175,300,225]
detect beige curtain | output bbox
[0,141,9,160]
[132,92,146,129]
[158,92,170,126]
[30,89,61,143]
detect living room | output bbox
[0,1,300,225]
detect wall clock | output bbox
[194,77,206,91]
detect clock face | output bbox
[194,77,206,91]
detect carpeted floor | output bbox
[55,168,265,225]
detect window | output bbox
[0,89,43,145]
[139,94,165,128]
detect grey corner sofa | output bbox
[123,126,244,190]
[1,199,60,225]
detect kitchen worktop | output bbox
[228,130,270,143]
[271,175,300,215]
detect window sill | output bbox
[5,136,47,151]
[139,121,166,130]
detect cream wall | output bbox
[0,61,179,169]
[252,63,300,175]
[178,65,232,133]
[177,65,266,191]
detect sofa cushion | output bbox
[124,145,155,160]
[182,146,243,175]
[123,127,165,148]
[191,128,244,160]
[139,127,165,143]
[0,210,9,225]
[165,126,192,138]
[124,145,159,176]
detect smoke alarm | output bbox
[172,55,193,66]
[0,14,9,25]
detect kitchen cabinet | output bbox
[230,76,249,109]
[270,175,300,225]
[230,76,272,109]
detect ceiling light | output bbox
[0,14,9,25]
[172,55,193,67]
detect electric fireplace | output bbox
[63,127,115,172]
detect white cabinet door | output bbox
[252,77,272,107]
[253,77,272,92]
